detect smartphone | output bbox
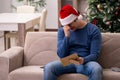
[111,67,120,72]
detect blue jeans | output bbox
[44,60,102,80]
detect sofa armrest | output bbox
[0,46,24,80]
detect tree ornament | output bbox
[92,18,98,25]
[115,11,118,15]
[106,21,111,26]
[97,4,102,12]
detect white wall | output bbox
[0,0,12,13]
[78,0,88,14]
[46,0,58,29]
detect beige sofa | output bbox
[0,32,120,80]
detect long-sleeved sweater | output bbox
[57,23,102,63]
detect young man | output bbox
[44,4,102,80]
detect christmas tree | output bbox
[87,0,120,32]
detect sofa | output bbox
[0,32,120,80]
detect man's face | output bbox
[67,19,78,31]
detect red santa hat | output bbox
[59,4,83,26]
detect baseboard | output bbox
[46,29,58,31]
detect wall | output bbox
[0,0,12,13]
[78,0,89,21]
[78,0,88,14]
[46,0,58,29]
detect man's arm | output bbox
[57,26,70,58]
[83,27,102,63]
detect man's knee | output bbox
[86,61,102,74]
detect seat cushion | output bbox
[9,66,44,80]
[103,69,120,80]
[9,66,120,80]
[58,69,120,80]
[9,65,88,80]
[58,74,88,80]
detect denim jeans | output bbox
[44,60,102,80]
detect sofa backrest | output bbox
[24,32,120,68]
[24,32,59,66]
[98,33,120,68]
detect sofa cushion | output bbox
[98,33,120,68]
[9,66,88,80]
[9,66,44,80]
[9,66,120,80]
[103,69,120,80]
[58,74,88,80]
[24,32,59,66]
[58,69,120,80]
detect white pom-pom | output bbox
[78,15,83,20]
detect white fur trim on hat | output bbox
[59,14,77,26]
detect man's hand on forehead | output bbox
[63,25,70,37]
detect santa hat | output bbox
[59,4,83,26]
